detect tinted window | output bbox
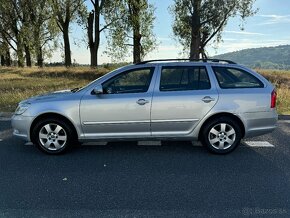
[102,68,154,94]
[160,66,211,91]
[212,67,264,89]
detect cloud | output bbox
[257,14,290,25]
[214,39,289,54]
[224,30,266,36]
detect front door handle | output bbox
[202,96,215,103]
[137,99,149,105]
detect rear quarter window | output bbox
[212,67,264,89]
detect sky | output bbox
[49,0,290,64]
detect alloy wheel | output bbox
[39,123,67,151]
[208,123,236,150]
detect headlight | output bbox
[15,103,30,115]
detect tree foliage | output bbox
[25,0,59,67]
[0,0,25,67]
[171,0,257,59]
[0,0,60,67]
[105,0,157,63]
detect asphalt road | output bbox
[1,119,290,217]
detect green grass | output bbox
[0,67,289,114]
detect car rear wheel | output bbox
[32,118,75,154]
[201,117,242,154]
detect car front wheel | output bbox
[32,118,74,154]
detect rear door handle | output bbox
[202,96,215,103]
[136,99,149,105]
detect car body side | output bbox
[11,62,278,143]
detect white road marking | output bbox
[244,141,275,148]
[138,141,161,146]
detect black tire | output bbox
[200,116,242,154]
[31,118,76,154]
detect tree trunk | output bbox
[5,49,11,66]
[37,46,44,67]
[189,0,202,60]
[88,11,99,68]
[25,45,32,67]
[88,3,100,68]
[15,34,25,67]
[0,55,5,66]
[131,0,142,64]
[17,47,24,67]
[63,25,72,67]
[94,6,100,67]
[133,30,142,63]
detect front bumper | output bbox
[11,114,34,142]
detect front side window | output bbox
[102,68,154,94]
[160,66,211,91]
[212,67,264,89]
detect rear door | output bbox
[151,65,218,136]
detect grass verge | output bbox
[0,67,110,112]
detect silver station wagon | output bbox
[12,59,278,154]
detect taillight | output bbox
[271,90,277,108]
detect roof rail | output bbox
[136,59,236,65]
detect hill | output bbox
[214,45,290,69]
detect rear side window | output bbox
[160,66,211,91]
[212,67,264,89]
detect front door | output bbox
[80,67,156,139]
[151,65,218,136]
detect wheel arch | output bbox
[198,112,245,140]
[30,112,79,143]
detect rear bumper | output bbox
[243,110,278,138]
[11,114,34,142]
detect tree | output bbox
[171,0,257,59]
[0,34,11,66]
[105,0,157,63]
[0,0,25,67]
[87,0,120,67]
[11,0,33,67]
[26,0,59,67]
[50,0,86,67]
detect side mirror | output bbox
[93,85,103,95]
